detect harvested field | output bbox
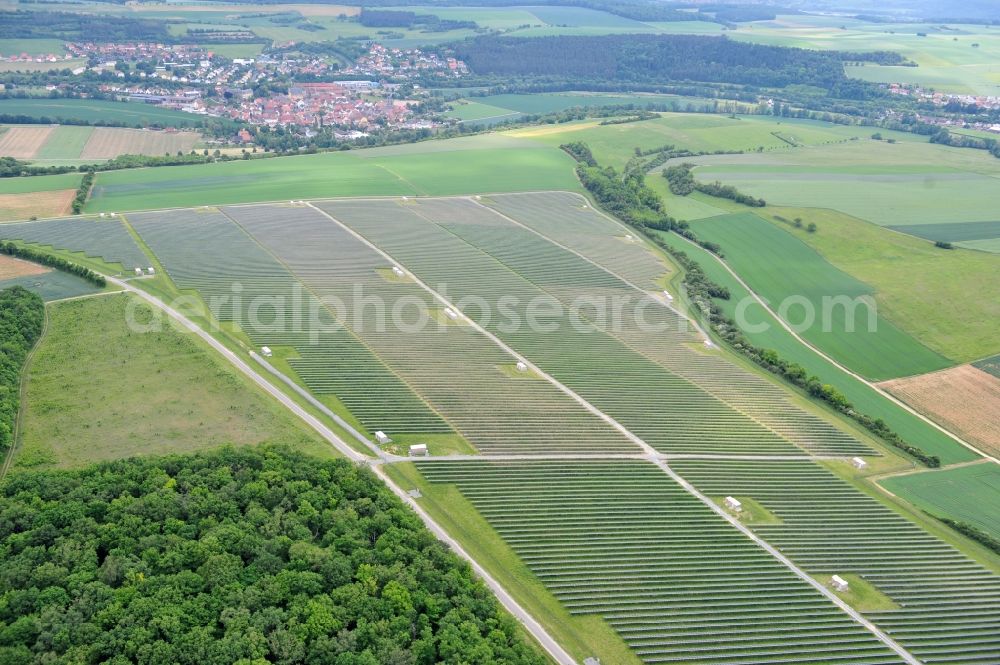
[0,126,54,159]
[882,365,1000,457]
[80,128,201,159]
[0,189,76,222]
[0,254,50,279]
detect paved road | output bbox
[108,276,578,665]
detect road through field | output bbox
[107,274,578,665]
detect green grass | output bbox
[0,98,213,128]
[764,206,1000,364]
[0,172,81,195]
[880,462,1000,540]
[0,270,100,302]
[13,293,333,469]
[830,574,901,613]
[687,211,953,380]
[382,462,642,665]
[32,125,94,160]
[0,38,67,56]
[86,136,579,211]
[648,228,977,465]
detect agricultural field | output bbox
[0,171,81,221]
[687,211,953,380]
[0,125,54,158]
[0,124,200,163]
[880,462,1000,539]
[0,215,148,271]
[0,98,212,128]
[0,268,100,301]
[0,253,47,280]
[686,138,1000,253]
[13,293,331,469]
[881,365,1000,457]
[85,135,578,211]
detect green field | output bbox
[0,172,81,194]
[649,228,976,465]
[881,462,1000,540]
[86,136,579,211]
[14,293,331,469]
[0,270,100,302]
[31,125,94,160]
[688,211,953,380]
[0,98,212,127]
[0,38,67,56]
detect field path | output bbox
[670,231,997,464]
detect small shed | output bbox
[724,496,742,512]
[375,430,391,445]
[443,307,459,320]
[99,213,106,218]
[515,361,528,372]
[409,444,428,457]
[134,267,143,276]
[260,346,273,357]
[392,265,405,278]
[851,457,867,470]
[146,267,155,275]
[831,575,849,592]
[663,290,673,301]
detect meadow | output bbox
[85,135,579,211]
[687,211,953,380]
[13,293,331,469]
[648,228,977,466]
[880,462,1000,540]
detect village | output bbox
[2,41,467,134]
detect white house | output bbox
[831,575,850,592]
[409,443,428,457]
[851,457,867,470]
[515,361,528,372]
[724,496,742,512]
[392,266,405,278]
[375,431,391,445]
[260,346,272,357]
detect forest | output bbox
[0,286,45,455]
[0,11,172,43]
[0,446,546,665]
[452,34,902,93]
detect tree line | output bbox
[0,242,107,287]
[663,163,765,206]
[0,286,44,454]
[0,445,548,665]
[563,142,940,468]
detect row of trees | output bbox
[0,445,548,665]
[0,242,106,287]
[564,141,940,468]
[0,286,44,453]
[71,170,95,214]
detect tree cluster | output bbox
[452,34,893,93]
[358,9,476,30]
[71,170,95,214]
[0,242,107,287]
[0,10,172,42]
[663,163,765,206]
[0,445,547,665]
[0,285,44,453]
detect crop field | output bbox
[0,98,211,128]
[85,135,579,211]
[32,125,94,160]
[322,194,874,457]
[0,254,48,280]
[975,354,1000,379]
[673,459,1000,663]
[520,114,912,169]
[685,139,1000,253]
[79,127,201,160]
[0,216,148,270]
[687,212,953,380]
[418,459,905,664]
[881,462,1000,539]
[0,125,54,158]
[648,227,977,466]
[881,365,1000,456]
[0,269,99,302]
[0,171,83,222]
[445,92,720,125]
[14,293,330,469]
